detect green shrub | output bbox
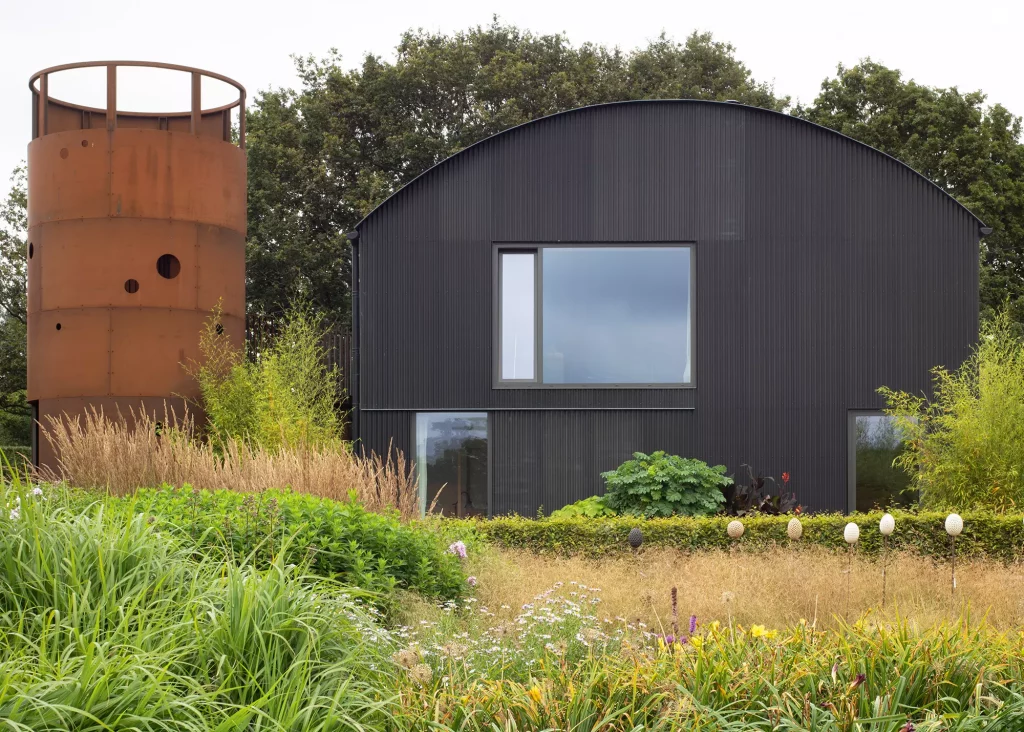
[601,451,730,517]
[121,486,468,609]
[549,494,616,519]
[447,510,1024,560]
[191,301,343,451]
[880,309,1024,510]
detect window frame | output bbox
[493,242,696,389]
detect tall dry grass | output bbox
[39,406,420,520]
[432,545,1024,631]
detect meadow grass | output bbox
[401,544,1024,632]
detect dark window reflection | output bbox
[854,415,917,512]
[542,247,691,384]
[415,413,488,517]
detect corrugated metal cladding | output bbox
[355,100,981,515]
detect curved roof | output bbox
[356,99,985,229]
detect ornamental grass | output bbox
[37,405,419,519]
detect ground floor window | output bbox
[848,412,917,512]
[414,412,488,517]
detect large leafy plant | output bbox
[601,451,730,518]
[549,495,617,519]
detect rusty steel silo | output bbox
[26,61,247,468]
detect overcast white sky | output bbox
[1,0,1021,188]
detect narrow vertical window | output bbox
[849,413,918,512]
[500,252,536,380]
[415,413,488,517]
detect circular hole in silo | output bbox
[28,243,33,259]
[156,254,180,279]
[125,279,140,294]
[60,148,68,159]
[55,323,62,331]
[81,139,89,148]
[215,323,224,335]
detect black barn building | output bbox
[349,100,984,516]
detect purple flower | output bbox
[664,634,675,644]
[466,576,477,587]
[689,615,697,635]
[447,541,467,559]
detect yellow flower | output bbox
[657,637,666,651]
[709,620,721,634]
[750,625,778,640]
[690,636,703,650]
[527,686,543,703]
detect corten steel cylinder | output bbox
[26,62,247,469]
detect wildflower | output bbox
[849,673,866,691]
[466,575,477,587]
[527,686,543,703]
[690,636,703,649]
[782,472,790,485]
[689,615,697,635]
[439,642,467,659]
[31,486,43,497]
[392,648,420,669]
[709,620,721,633]
[8,507,19,521]
[409,663,433,685]
[447,541,468,559]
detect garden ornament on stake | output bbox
[787,517,803,541]
[879,513,895,608]
[628,527,643,555]
[727,520,744,540]
[945,513,963,602]
[844,522,859,618]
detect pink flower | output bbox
[447,541,467,559]
[466,576,477,587]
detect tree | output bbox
[0,165,29,445]
[797,60,1024,326]
[245,20,788,325]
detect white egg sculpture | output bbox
[844,522,860,544]
[945,513,963,537]
[879,513,895,537]
[787,517,803,541]
[727,520,745,539]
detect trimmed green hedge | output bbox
[446,511,1024,561]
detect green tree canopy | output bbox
[245,21,789,325]
[798,60,1024,325]
[0,165,29,444]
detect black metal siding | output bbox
[355,101,980,514]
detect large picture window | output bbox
[497,245,693,386]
